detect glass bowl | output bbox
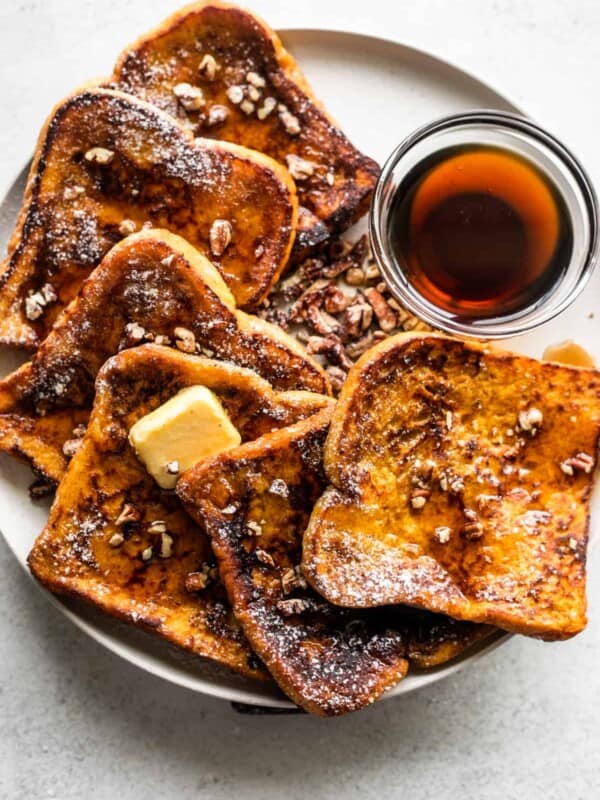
[369,111,599,338]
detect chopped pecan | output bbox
[364,287,397,332]
[561,452,595,475]
[326,366,347,393]
[209,219,232,256]
[255,548,275,567]
[306,304,341,337]
[343,301,373,338]
[198,54,219,80]
[277,598,311,617]
[345,331,374,359]
[307,334,353,370]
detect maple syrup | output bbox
[388,145,574,318]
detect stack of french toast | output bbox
[1,1,599,717]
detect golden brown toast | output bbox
[0,229,329,484]
[178,407,493,715]
[303,333,600,641]
[0,87,297,348]
[110,1,379,255]
[28,344,331,678]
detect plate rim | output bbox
[0,25,526,709]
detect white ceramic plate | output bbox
[0,29,597,710]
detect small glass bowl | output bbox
[369,111,599,338]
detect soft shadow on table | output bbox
[2,535,599,800]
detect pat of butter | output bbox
[542,340,596,369]
[129,386,241,489]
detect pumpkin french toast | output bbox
[178,407,493,715]
[28,345,331,677]
[0,229,328,484]
[0,86,297,348]
[303,333,600,641]
[110,1,379,257]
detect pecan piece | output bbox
[364,287,397,332]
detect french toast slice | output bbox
[178,408,493,715]
[0,229,329,484]
[303,333,600,641]
[110,1,379,255]
[28,344,331,678]
[0,87,297,348]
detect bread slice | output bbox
[0,229,329,484]
[303,333,600,641]
[0,87,298,348]
[28,344,330,678]
[110,1,379,255]
[178,408,492,715]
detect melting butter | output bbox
[542,340,596,369]
[129,385,241,489]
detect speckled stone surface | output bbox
[1,2,599,798]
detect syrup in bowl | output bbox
[370,111,598,338]
[389,145,573,318]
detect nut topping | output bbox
[247,520,263,537]
[518,407,543,434]
[257,97,276,120]
[124,322,146,343]
[63,185,84,200]
[246,71,266,88]
[108,533,124,548]
[226,85,244,105]
[118,219,137,236]
[165,460,180,476]
[560,452,595,475]
[240,99,255,115]
[285,154,317,181]
[198,54,219,80]
[174,326,196,354]
[185,571,207,592]
[173,82,205,110]
[209,219,233,257]
[159,532,174,559]
[281,565,307,595]
[364,287,397,332]
[268,479,289,498]
[141,546,153,561]
[206,104,229,127]
[62,438,82,458]
[410,490,429,510]
[278,107,301,135]
[24,294,45,321]
[116,503,141,526]
[84,147,114,165]
[277,598,311,617]
[434,526,451,544]
[345,267,366,286]
[148,520,167,535]
[255,548,275,567]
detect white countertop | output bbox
[1,2,599,798]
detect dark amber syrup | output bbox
[389,145,573,318]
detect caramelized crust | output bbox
[0,230,329,483]
[178,409,492,715]
[303,333,600,641]
[27,345,330,678]
[0,87,298,348]
[110,1,379,254]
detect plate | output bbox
[0,28,596,710]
